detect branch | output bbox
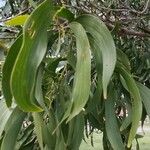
[89,1,150,15]
[70,4,150,37]
[128,0,150,14]
[103,22,150,37]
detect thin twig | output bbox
[128,0,150,14]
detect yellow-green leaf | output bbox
[5,15,29,26]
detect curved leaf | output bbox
[67,21,91,121]
[137,82,150,118]
[76,14,116,99]
[2,35,22,107]
[1,108,26,150]
[32,113,44,150]
[105,87,125,150]
[116,62,142,147]
[11,0,54,112]
[117,49,131,71]
[67,113,84,150]
[0,100,13,137]
[5,15,29,26]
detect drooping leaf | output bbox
[0,100,13,137]
[32,113,44,150]
[2,35,22,107]
[67,113,84,150]
[10,0,55,112]
[5,15,29,26]
[116,62,142,147]
[66,21,91,121]
[55,129,66,150]
[88,34,102,75]
[117,49,131,71]
[43,110,56,150]
[35,65,46,109]
[76,14,116,99]
[137,82,150,118]
[1,108,26,150]
[15,124,34,150]
[105,86,125,150]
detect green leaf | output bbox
[5,15,29,26]
[0,100,13,137]
[43,110,56,149]
[55,129,66,150]
[67,21,91,121]
[116,62,142,147]
[137,82,150,118]
[117,49,131,71]
[11,0,55,112]
[1,108,26,150]
[35,65,46,109]
[105,87,125,150]
[67,113,84,150]
[2,35,22,107]
[15,124,34,150]
[88,35,102,75]
[32,113,44,150]
[55,7,75,22]
[76,14,116,99]
[67,49,76,70]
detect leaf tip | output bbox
[103,91,107,99]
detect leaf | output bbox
[76,14,116,99]
[35,65,46,109]
[2,35,22,107]
[55,129,66,150]
[56,7,74,22]
[15,124,34,150]
[0,100,13,137]
[67,113,84,150]
[32,113,44,150]
[1,107,26,150]
[67,49,76,70]
[43,110,56,149]
[116,62,142,148]
[117,49,131,71]
[137,82,150,118]
[10,0,55,112]
[66,21,91,121]
[5,15,29,26]
[105,86,125,150]
[88,34,102,75]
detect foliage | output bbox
[0,0,150,150]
